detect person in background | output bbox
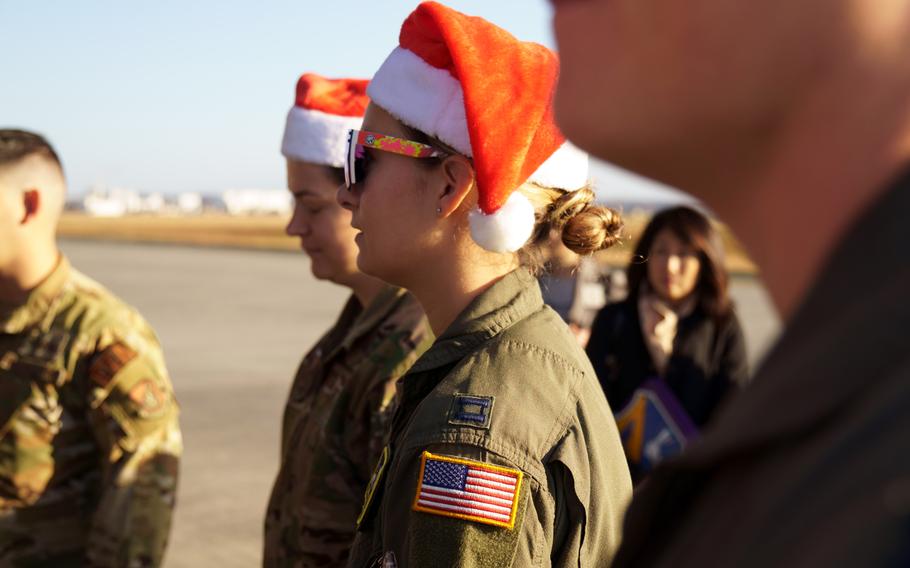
[551,0,910,564]
[585,206,748,481]
[263,74,432,568]
[538,229,627,346]
[0,129,182,567]
[338,3,632,566]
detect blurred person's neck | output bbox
[0,243,60,305]
[347,273,387,310]
[698,36,910,322]
[646,288,696,314]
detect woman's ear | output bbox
[436,155,475,217]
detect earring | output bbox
[436,207,442,214]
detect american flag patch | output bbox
[412,451,523,529]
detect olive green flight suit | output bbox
[349,269,632,568]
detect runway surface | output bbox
[59,239,781,567]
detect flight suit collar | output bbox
[409,268,542,373]
[0,255,69,335]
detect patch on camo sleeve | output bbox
[412,451,522,529]
[89,342,137,388]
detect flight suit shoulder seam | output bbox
[400,431,548,485]
[488,338,587,376]
[491,338,587,446]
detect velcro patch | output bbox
[89,343,137,387]
[448,394,494,429]
[412,451,522,529]
[128,378,167,416]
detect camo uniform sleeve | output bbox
[357,323,433,480]
[83,324,182,568]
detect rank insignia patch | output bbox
[412,451,522,529]
[89,342,137,387]
[448,393,494,429]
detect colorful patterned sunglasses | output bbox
[344,129,448,189]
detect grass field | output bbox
[58,212,758,275]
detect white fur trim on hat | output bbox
[281,107,364,167]
[529,142,589,190]
[367,47,474,156]
[468,191,536,253]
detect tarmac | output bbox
[59,238,781,567]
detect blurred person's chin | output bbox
[551,0,796,199]
[355,249,378,285]
[551,5,609,162]
[308,256,339,283]
[551,3,678,187]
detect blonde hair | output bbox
[520,182,624,254]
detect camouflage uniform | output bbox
[0,256,182,567]
[263,286,432,568]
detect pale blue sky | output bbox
[2,0,687,204]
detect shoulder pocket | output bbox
[0,372,32,435]
[0,356,62,505]
[0,355,64,434]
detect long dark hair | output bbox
[626,206,731,321]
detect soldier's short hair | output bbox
[0,129,63,171]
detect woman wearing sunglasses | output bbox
[338,4,632,567]
[263,74,432,568]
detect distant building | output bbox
[83,186,142,217]
[77,187,288,216]
[222,189,291,215]
[177,192,203,214]
[202,194,227,213]
[143,193,167,214]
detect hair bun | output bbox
[557,188,623,254]
[549,187,594,229]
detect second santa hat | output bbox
[282,73,370,167]
[367,1,588,253]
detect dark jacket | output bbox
[348,269,632,568]
[586,297,748,427]
[612,170,910,567]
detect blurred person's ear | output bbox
[21,189,40,224]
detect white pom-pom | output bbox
[468,192,536,253]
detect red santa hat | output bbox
[281,73,370,167]
[367,2,589,253]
